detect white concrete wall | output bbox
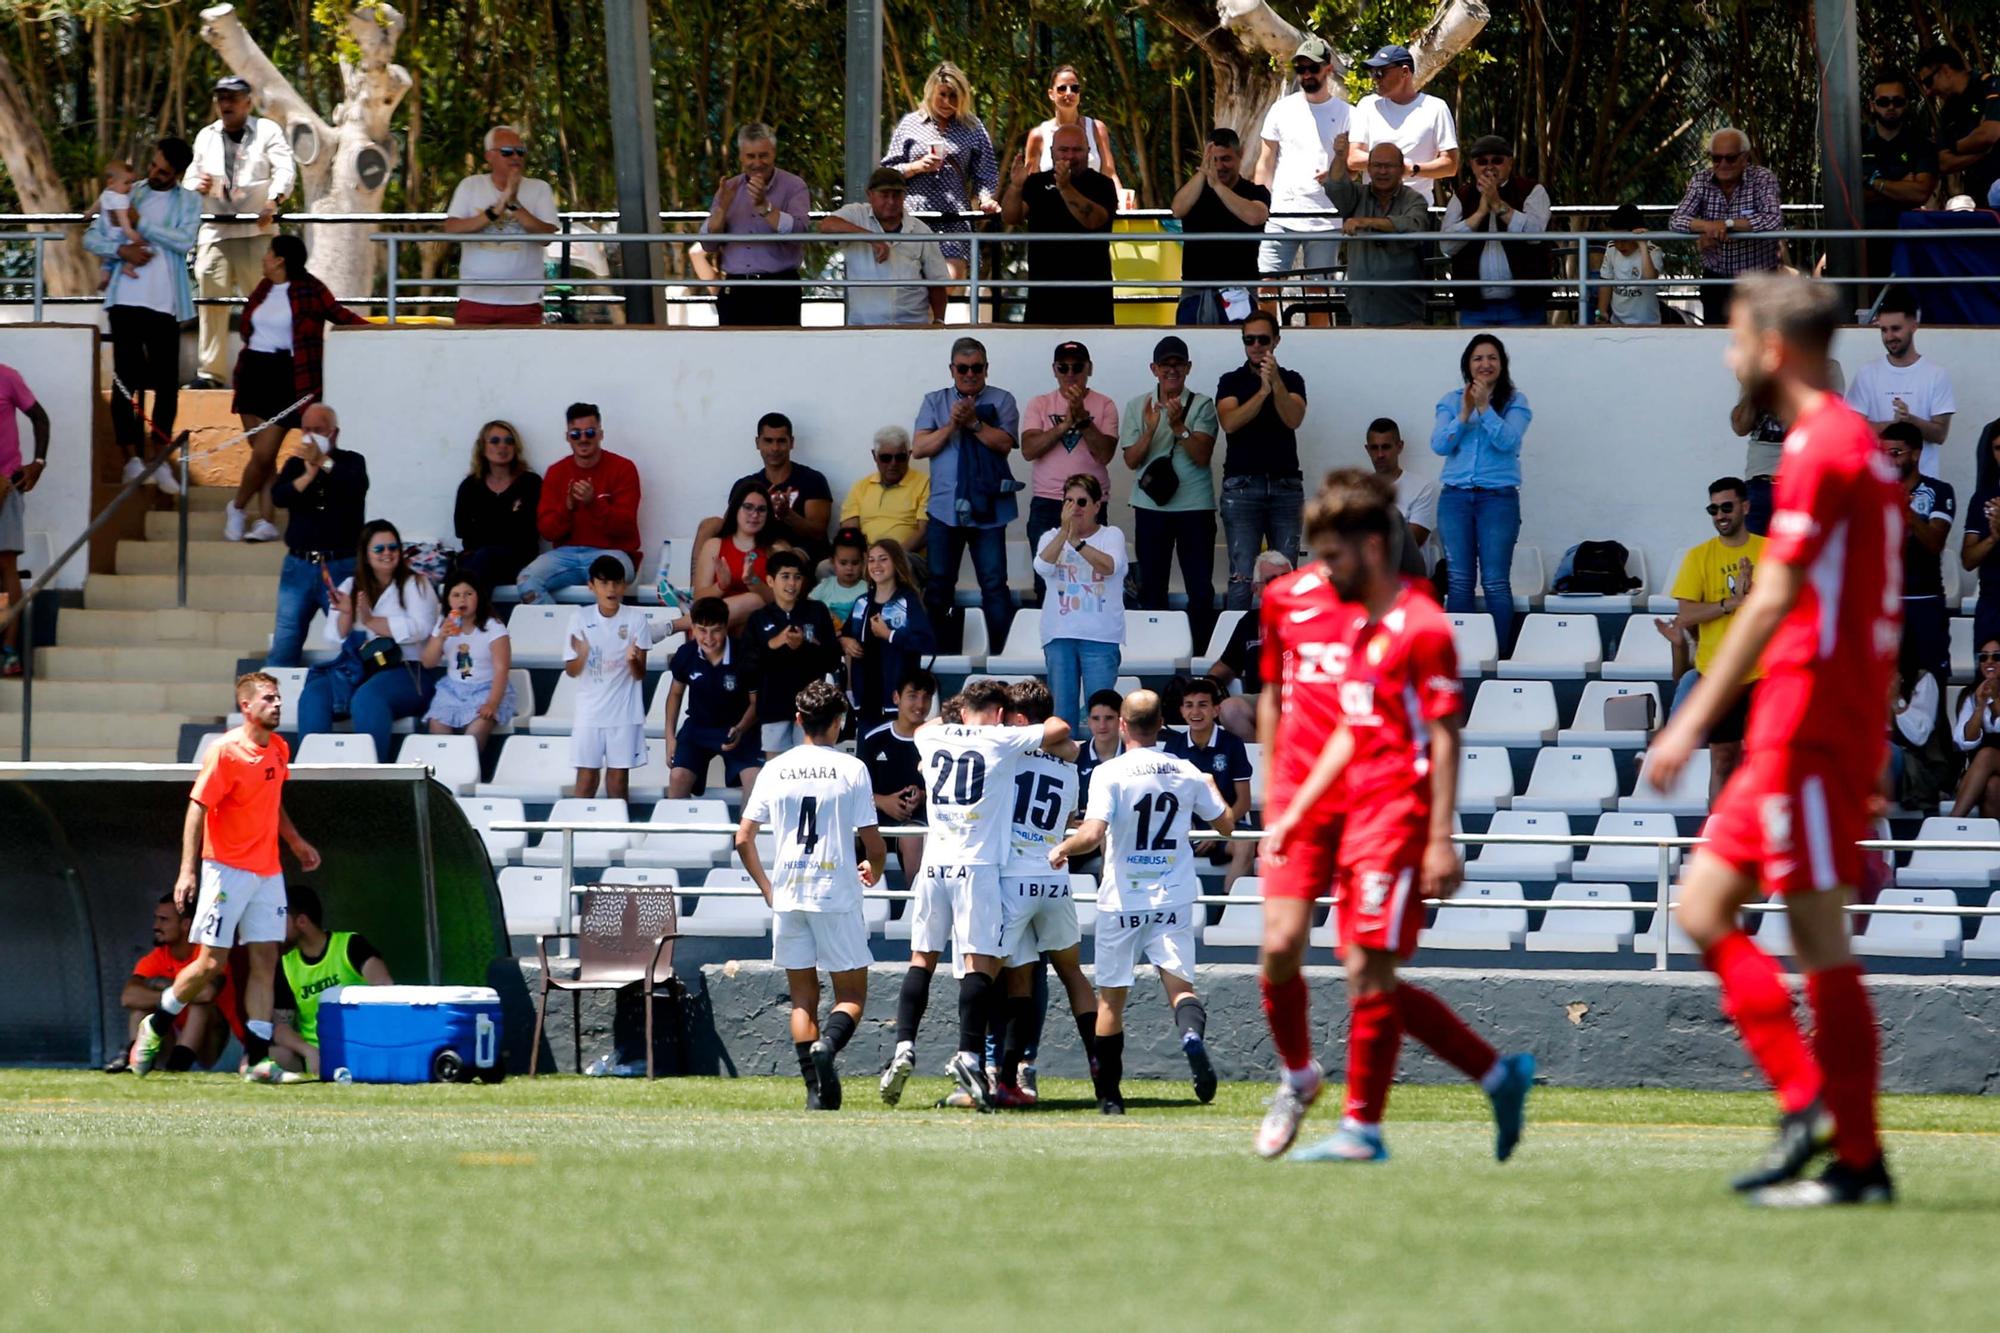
[0,323,97,591]
[320,323,2000,593]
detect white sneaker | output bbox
[121,457,146,485]
[246,519,280,543]
[223,502,247,542]
[153,460,181,496]
[1255,1063,1324,1160]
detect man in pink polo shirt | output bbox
[1020,339,1119,601]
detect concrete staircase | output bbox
[0,486,281,762]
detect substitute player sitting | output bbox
[737,681,888,1110]
[130,671,322,1083]
[111,893,243,1073]
[1646,274,1900,1207]
[270,884,393,1078]
[1049,690,1233,1115]
[1258,470,1533,1162]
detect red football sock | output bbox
[1807,964,1882,1168]
[1260,972,1314,1073]
[1343,991,1403,1123]
[1394,984,1497,1083]
[1703,929,1821,1114]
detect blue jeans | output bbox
[516,546,632,604]
[1219,474,1304,610]
[267,554,355,668]
[1459,295,1545,327]
[1438,485,1522,647]
[1745,474,1774,538]
[1045,637,1121,730]
[297,663,443,761]
[925,522,1012,652]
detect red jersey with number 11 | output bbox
[1260,565,1351,820]
[1328,581,1463,808]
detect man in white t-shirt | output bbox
[442,125,559,325]
[1363,417,1439,574]
[1346,44,1460,185]
[816,167,948,326]
[1049,689,1232,1115]
[1254,34,1351,290]
[1847,290,1956,476]
[737,681,888,1110]
[562,555,654,801]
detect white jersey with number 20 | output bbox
[742,746,878,913]
[914,724,1046,868]
[1085,749,1227,912]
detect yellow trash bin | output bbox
[1109,219,1182,326]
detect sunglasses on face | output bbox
[952,362,987,374]
[1473,155,1509,167]
[494,146,526,158]
[1980,652,2000,663]
[370,541,402,555]
[876,451,910,463]
[1067,495,1092,507]
[1710,151,1745,164]
[567,427,600,441]
[1917,71,1938,91]
[1053,361,1085,373]
[1874,96,1908,107]
[1242,333,1273,346]
[1292,64,1321,76]
[485,434,515,446]
[1706,502,1738,515]
[1055,83,1081,94]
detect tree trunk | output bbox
[0,48,98,299]
[197,3,411,299]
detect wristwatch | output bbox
[483,205,499,221]
[1176,428,1192,441]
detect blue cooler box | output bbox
[317,985,505,1083]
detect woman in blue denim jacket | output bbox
[1430,333,1533,647]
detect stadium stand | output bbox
[458,796,528,866]
[1556,681,1662,748]
[498,866,566,937]
[1465,810,1573,881]
[1448,613,1499,677]
[394,734,482,794]
[623,799,735,870]
[1620,749,1711,816]
[1965,893,2000,961]
[1514,747,1621,815]
[680,869,772,937]
[521,798,634,867]
[1896,817,2000,889]
[1524,882,1637,953]
[1599,616,1675,681]
[1854,889,1963,960]
[1456,746,1515,814]
[1461,679,1559,747]
[1121,611,1194,675]
[1418,882,1530,951]
[1498,615,1602,680]
[1572,812,1682,881]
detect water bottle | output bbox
[333,1067,353,1084]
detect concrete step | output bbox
[182,486,239,512]
[0,744,182,763]
[85,575,278,612]
[0,678,231,714]
[117,539,286,576]
[144,509,289,541]
[0,709,202,748]
[33,645,253,682]
[52,607,273,649]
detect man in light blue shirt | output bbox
[912,336,1021,650]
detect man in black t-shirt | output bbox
[1171,128,1272,326]
[688,411,835,576]
[1883,422,1955,679]
[1919,44,2000,207]
[859,667,936,883]
[1002,123,1119,326]
[1215,311,1308,610]
[1862,71,1939,280]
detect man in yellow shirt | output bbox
[1665,475,1766,795]
[840,426,930,555]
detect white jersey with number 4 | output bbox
[1005,749,1080,879]
[1086,748,1227,912]
[742,746,878,913]
[914,724,1045,867]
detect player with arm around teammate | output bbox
[737,681,889,1110]
[1049,690,1233,1115]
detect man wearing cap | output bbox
[1002,122,1119,325]
[1346,44,1460,187]
[1323,142,1432,326]
[818,167,950,325]
[1121,336,1220,643]
[1255,36,1352,319]
[1022,340,1119,598]
[1441,134,1554,326]
[187,75,295,390]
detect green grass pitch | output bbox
[3,1070,1997,1329]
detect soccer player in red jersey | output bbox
[1647,274,1901,1206]
[1252,470,1533,1161]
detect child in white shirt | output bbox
[563,554,654,799]
[810,528,870,626]
[1597,202,1663,326]
[92,160,143,285]
[420,573,518,753]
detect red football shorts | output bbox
[1334,796,1430,960]
[1262,808,1341,903]
[1699,745,1870,896]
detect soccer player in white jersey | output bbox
[1050,689,1233,1114]
[991,679,1099,1105]
[737,681,888,1110]
[881,678,1073,1109]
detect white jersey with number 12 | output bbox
[1086,749,1227,911]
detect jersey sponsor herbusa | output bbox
[1085,748,1228,911]
[742,746,878,913]
[1005,748,1080,879]
[914,724,1046,867]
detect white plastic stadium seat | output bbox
[1191,610,1246,676]
[396,733,482,794]
[1600,616,1675,682]
[1460,679,1559,748]
[929,612,990,676]
[1547,544,1647,614]
[1513,747,1620,816]
[595,867,681,891]
[1950,616,1975,684]
[1497,614,1601,681]
[1632,887,1700,956]
[1456,747,1515,814]
[1475,544,1545,614]
[529,673,581,736]
[1122,610,1193,675]
[1556,681,1662,749]
[193,731,227,765]
[985,609,1049,675]
[1071,873,1099,936]
[1525,882,1635,952]
[507,605,573,669]
[1645,549,1686,615]
[498,867,566,937]
[1419,881,1528,950]
[1448,613,1498,678]
[1896,817,2000,889]
[624,798,734,869]
[1620,748,1711,817]
[1114,676,1143,697]
[1465,810,1572,881]
[474,735,573,799]
[1573,812,1681,883]
[644,674,690,739]
[1201,877,1266,948]
[1961,891,2000,960]
[522,798,634,868]
[679,869,773,936]
[458,796,526,866]
[295,733,380,764]
[1854,888,1963,959]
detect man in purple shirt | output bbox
[693,122,812,326]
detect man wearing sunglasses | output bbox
[1669,127,1784,326]
[520,401,642,604]
[1254,35,1352,319]
[1215,312,1307,610]
[1345,44,1460,185]
[187,75,295,389]
[443,125,558,325]
[1022,339,1118,599]
[1861,72,1938,281]
[913,337,1022,650]
[1441,134,1553,327]
[1916,44,2000,211]
[1663,476,1766,796]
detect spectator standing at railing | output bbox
[1882,423,1954,681]
[1170,128,1270,326]
[1597,203,1664,325]
[1001,124,1119,326]
[882,62,1002,282]
[1025,64,1125,196]
[1669,127,1784,326]
[1254,37,1351,309]
[1957,420,2000,648]
[0,361,50,680]
[913,338,1021,649]
[1121,336,1219,640]
[1021,339,1118,599]
[441,126,559,326]
[519,402,642,604]
[817,167,949,326]
[1323,143,1432,327]
[1344,44,1460,185]
[1440,136,1553,327]
[1430,333,1530,647]
[1847,289,1955,477]
[452,419,542,590]
[693,123,812,328]
[1216,312,1307,610]
[86,136,199,494]
[187,75,295,390]
[1862,71,1938,280]
[266,403,366,668]
[1918,45,2000,210]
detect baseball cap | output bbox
[1292,36,1334,66]
[1362,43,1414,70]
[865,166,908,192]
[1053,339,1090,362]
[214,75,252,95]
[1151,335,1190,363]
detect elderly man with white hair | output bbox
[695,122,812,327]
[840,425,931,558]
[1669,126,1784,325]
[266,402,369,668]
[443,125,560,324]
[1206,549,1294,742]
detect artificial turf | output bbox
[2,1070,1995,1329]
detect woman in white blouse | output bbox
[1951,637,2000,815]
[296,519,442,759]
[1033,473,1128,727]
